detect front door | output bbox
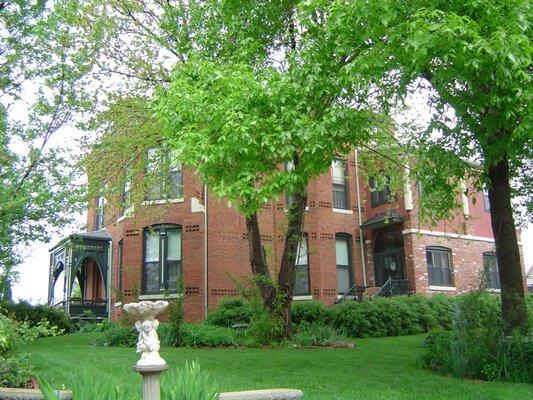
[374,250,404,287]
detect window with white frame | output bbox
[294,235,310,296]
[483,188,490,212]
[483,252,500,289]
[143,225,182,294]
[94,197,106,230]
[332,158,349,209]
[145,149,183,201]
[426,246,454,287]
[336,234,353,294]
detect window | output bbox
[145,149,183,201]
[483,188,490,212]
[118,178,132,219]
[294,235,310,296]
[483,252,500,289]
[426,246,454,287]
[117,240,123,295]
[332,158,349,209]
[336,234,353,294]
[370,177,391,207]
[143,225,182,294]
[94,197,105,230]
[285,160,295,209]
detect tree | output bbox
[0,0,101,299]
[82,0,400,335]
[328,0,531,330]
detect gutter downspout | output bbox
[204,185,209,318]
[354,149,367,286]
[107,238,112,322]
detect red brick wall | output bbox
[83,150,525,322]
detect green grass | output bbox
[24,333,532,400]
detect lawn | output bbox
[25,333,532,400]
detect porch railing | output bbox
[335,278,410,303]
[51,298,108,319]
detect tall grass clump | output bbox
[422,291,533,383]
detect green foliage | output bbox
[95,323,136,347]
[329,295,456,338]
[180,324,239,348]
[0,353,32,388]
[0,314,20,356]
[291,300,329,326]
[161,361,219,400]
[422,292,533,383]
[205,298,253,328]
[290,322,349,347]
[158,322,179,348]
[0,300,72,333]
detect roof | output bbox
[360,210,403,230]
[49,230,112,252]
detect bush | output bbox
[328,295,456,338]
[180,323,239,347]
[0,301,71,333]
[291,322,349,347]
[158,322,180,347]
[291,300,329,326]
[96,323,137,347]
[0,353,32,388]
[204,297,253,328]
[422,291,533,383]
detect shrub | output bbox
[96,323,137,347]
[204,297,253,327]
[0,314,21,356]
[180,323,239,347]
[291,322,350,347]
[0,301,71,333]
[422,291,533,383]
[158,322,180,347]
[0,353,32,388]
[161,361,219,400]
[328,295,456,338]
[291,300,329,326]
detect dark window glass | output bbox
[336,234,353,294]
[370,178,391,208]
[145,149,183,201]
[94,197,105,230]
[143,225,182,294]
[117,240,123,294]
[332,158,349,209]
[426,247,454,286]
[483,252,500,289]
[294,235,310,296]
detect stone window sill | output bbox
[428,285,456,292]
[332,208,353,214]
[292,295,313,301]
[138,293,183,300]
[142,198,184,205]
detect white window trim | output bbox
[487,288,501,293]
[114,302,123,307]
[292,295,313,301]
[138,293,183,300]
[142,198,184,206]
[429,285,456,292]
[332,208,353,214]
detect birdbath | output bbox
[123,300,169,400]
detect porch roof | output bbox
[360,210,403,230]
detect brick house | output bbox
[47,150,525,321]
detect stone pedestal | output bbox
[133,364,169,400]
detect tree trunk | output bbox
[278,190,307,336]
[245,212,276,311]
[487,156,527,332]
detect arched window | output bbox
[426,246,454,287]
[336,233,353,294]
[143,224,182,294]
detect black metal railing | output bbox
[334,285,368,304]
[50,298,108,319]
[375,278,410,297]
